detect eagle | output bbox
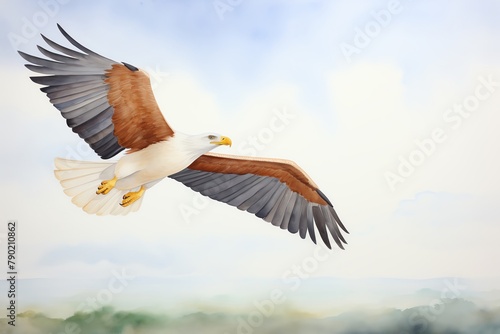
[19,25,348,250]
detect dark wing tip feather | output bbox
[316,188,333,207]
[316,188,349,234]
[57,23,103,58]
[312,206,332,249]
[337,218,349,234]
[18,50,30,61]
[328,205,348,234]
[37,45,79,63]
[123,62,139,72]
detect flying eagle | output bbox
[19,25,348,249]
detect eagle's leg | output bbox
[120,185,146,207]
[96,176,117,195]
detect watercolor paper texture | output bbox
[1,1,500,333]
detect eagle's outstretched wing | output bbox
[170,153,348,249]
[19,24,174,159]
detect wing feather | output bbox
[306,204,316,244]
[329,206,349,234]
[49,85,107,104]
[312,206,331,249]
[173,170,215,184]
[247,181,282,214]
[288,195,305,234]
[30,74,106,86]
[189,173,238,190]
[73,108,113,139]
[226,177,269,207]
[298,199,309,239]
[85,124,115,144]
[37,45,80,63]
[203,174,251,196]
[279,192,298,230]
[64,99,109,123]
[214,175,261,202]
[321,205,344,250]
[237,178,276,211]
[263,188,288,224]
[41,81,105,95]
[40,33,93,60]
[256,183,287,219]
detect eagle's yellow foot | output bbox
[96,176,117,195]
[120,186,145,207]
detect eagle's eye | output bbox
[208,135,216,140]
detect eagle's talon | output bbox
[120,186,145,207]
[96,176,117,195]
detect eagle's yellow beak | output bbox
[211,136,232,147]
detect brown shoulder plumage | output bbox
[106,64,174,153]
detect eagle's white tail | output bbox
[54,158,144,215]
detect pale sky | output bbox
[1,0,499,304]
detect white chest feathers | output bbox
[113,133,210,190]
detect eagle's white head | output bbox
[174,132,232,160]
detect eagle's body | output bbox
[55,132,232,215]
[20,25,349,249]
[112,133,222,189]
